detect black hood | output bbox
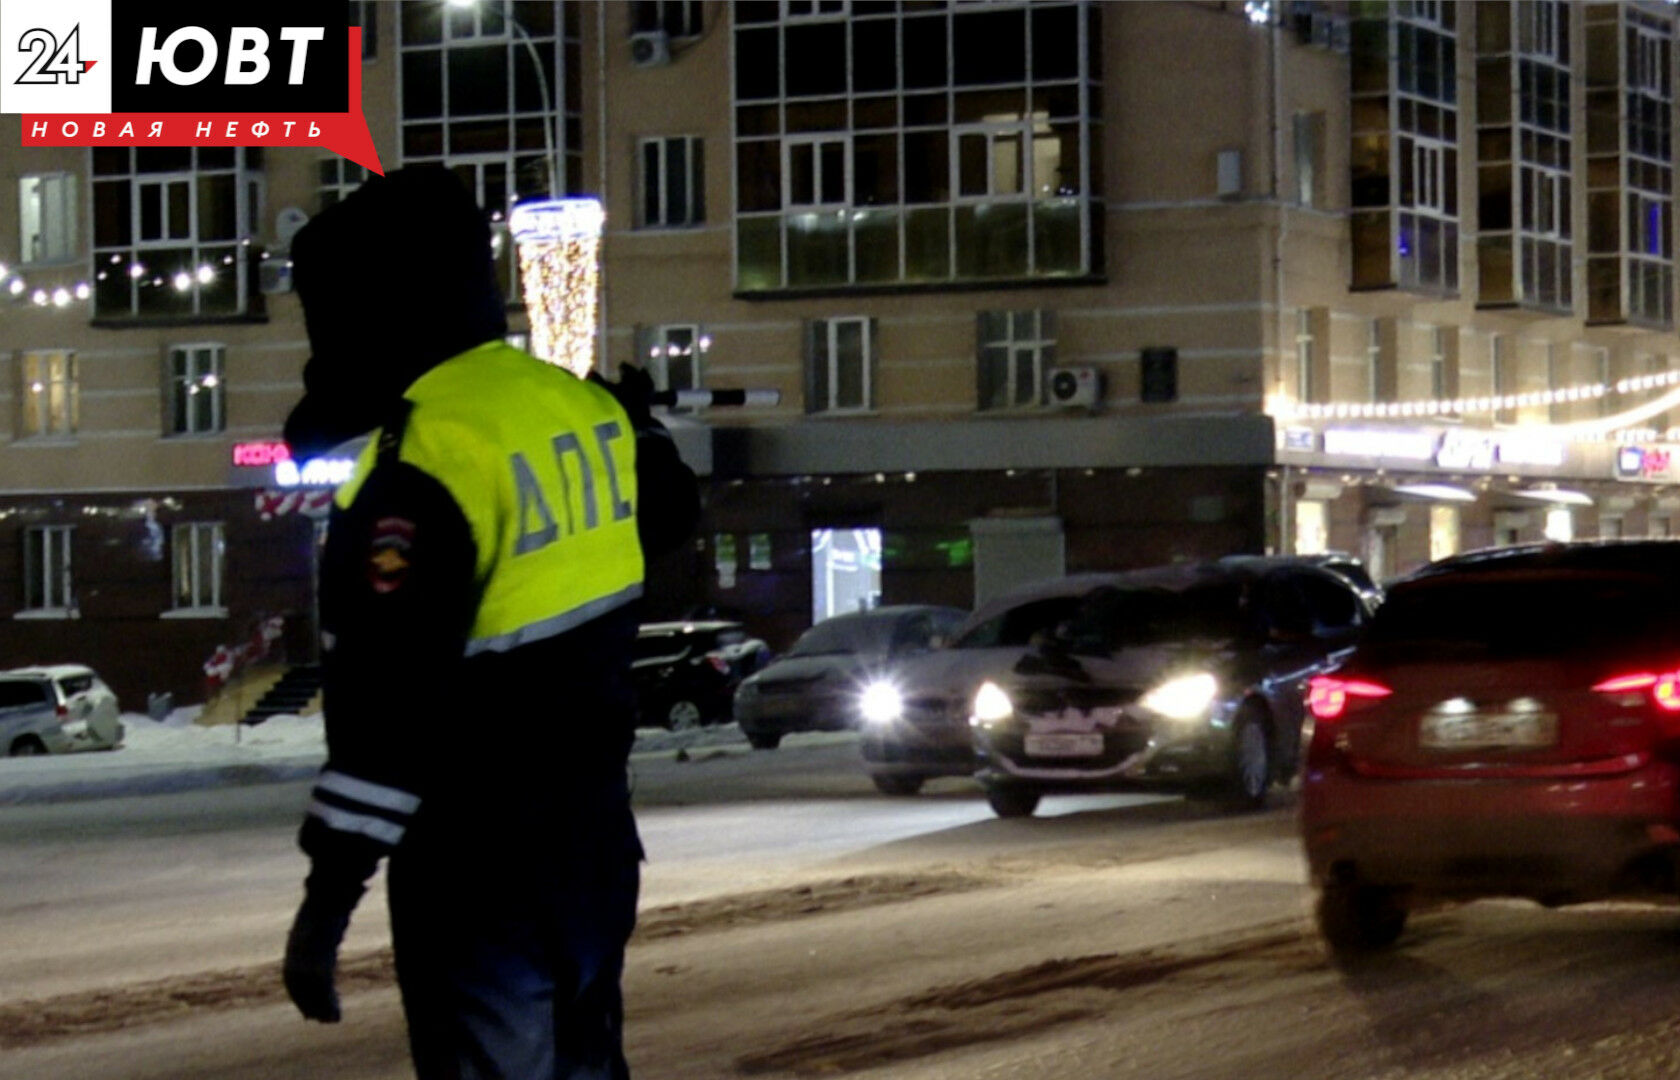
[283,166,508,459]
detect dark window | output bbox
[853,19,897,92]
[1369,573,1680,657]
[632,1,702,38]
[785,23,846,96]
[953,9,1025,86]
[1032,6,1079,82]
[736,28,780,99]
[901,15,947,89]
[954,597,1082,648]
[448,46,508,116]
[0,681,50,710]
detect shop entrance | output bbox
[811,527,881,624]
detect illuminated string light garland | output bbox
[5,240,254,310]
[509,198,605,378]
[1273,369,1680,422]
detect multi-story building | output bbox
[5,0,1680,708]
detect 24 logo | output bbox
[14,25,96,85]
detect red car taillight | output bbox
[705,653,731,675]
[1306,676,1392,721]
[1592,670,1680,713]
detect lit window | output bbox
[18,350,78,440]
[19,173,76,264]
[166,344,226,435]
[1429,505,1459,561]
[1544,508,1573,542]
[1295,309,1316,404]
[172,522,225,612]
[1294,501,1328,557]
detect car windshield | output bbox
[786,617,890,657]
[1366,571,1680,659]
[1063,583,1256,653]
[952,596,1084,649]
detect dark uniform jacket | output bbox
[283,167,699,903]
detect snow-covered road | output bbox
[10,731,1680,1079]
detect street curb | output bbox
[0,757,325,806]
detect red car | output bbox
[1301,540,1680,954]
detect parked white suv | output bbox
[4,664,124,751]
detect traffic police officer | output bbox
[280,167,698,1080]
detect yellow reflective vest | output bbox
[335,341,644,656]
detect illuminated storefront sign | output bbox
[1495,434,1566,467]
[232,440,292,467]
[275,457,356,487]
[1616,445,1675,480]
[1321,428,1437,460]
[1317,427,1567,471]
[1434,429,1495,470]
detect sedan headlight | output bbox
[859,681,903,725]
[1139,672,1218,721]
[971,680,1014,726]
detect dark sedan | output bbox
[734,605,968,750]
[971,558,1369,817]
[632,620,771,730]
[857,574,1130,795]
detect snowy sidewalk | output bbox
[0,712,756,806]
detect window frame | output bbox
[19,524,74,617]
[168,521,226,615]
[165,343,226,436]
[639,135,705,228]
[17,349,79,441]
[784,135,850,209]
[18,171,78,265]
[640,322,705,397]
[807,315,874,414]
[978,309,1055,411]
[632,1,703,39]
[91,148,262,320]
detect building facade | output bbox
[4,1,1680,707]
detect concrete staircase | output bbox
[240,664,324,725]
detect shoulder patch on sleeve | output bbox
[368,516,416,594]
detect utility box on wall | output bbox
[1140,347,1178,403]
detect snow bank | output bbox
[0,711,753,805]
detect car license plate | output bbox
[1419,711,1558,750]
[1023,732,1105,758]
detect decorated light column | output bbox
[508,197,605,378]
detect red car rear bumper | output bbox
[1301,757,1680,902]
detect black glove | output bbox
[283,884,362,1023]
[597,364,657,429]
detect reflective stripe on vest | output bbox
[335,342,644,655]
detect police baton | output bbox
[650,389,781,409]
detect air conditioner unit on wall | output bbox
[1048,367,1104,408]
[630,30,671,68]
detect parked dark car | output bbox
[858,574,1130,795]
[734,605,968,750]
[631,620,771,730]
[1302,540,1680,955]
[971,558,1369,817]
